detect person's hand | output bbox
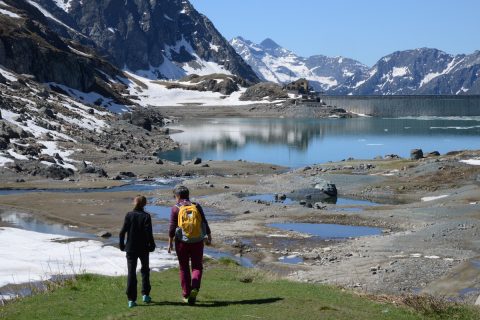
[168,242,174,254]
[205,234,212,246]
[119,244,125,252]
[148,244,156,253]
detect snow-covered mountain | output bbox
[230,37,368,91]
[20,0,259,82]
[333,48,480,95]
[232,37,480,95]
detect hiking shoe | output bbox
[182,296,189,304]
[128,301,137,308]
[142,295,152,303]
[188,289,198,305]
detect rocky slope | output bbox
[0,0,128,104]
[0,0,181,178]
[29,0,259,82]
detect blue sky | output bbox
[190,0,480,66]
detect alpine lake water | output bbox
[159,117,480,168]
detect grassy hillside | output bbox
[1,260,478,320]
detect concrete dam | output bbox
[319,95,480,117]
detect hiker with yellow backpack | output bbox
[168,185,212,305]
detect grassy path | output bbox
[1,261,478,320]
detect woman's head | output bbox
[133,195,147,211]
[173,185,189,200]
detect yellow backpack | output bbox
[177,203,204,242]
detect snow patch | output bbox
[0,154,13,167]
[52,0,73,12]
[0,228,178,288]
[209,43,220,52]
[163,14,173,21]
[421,195,449,202]
[392,66,409,77]
[125,71,254,107]
[0,7,20,18]
[48,83,129,113]
[0,65,18,82]
[460,159,480,166]
[68,46,92,58]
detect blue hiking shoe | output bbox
[142,295,152,303]
[128,301,137,308]
[188,288,198,305]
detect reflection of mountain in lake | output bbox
[160,117,480,167]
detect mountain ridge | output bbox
[231,37,480,95]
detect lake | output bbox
[160,117,480,167]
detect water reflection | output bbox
[160,117,480,167]
[269,223,382,239]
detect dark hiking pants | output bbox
[126,252,151,301]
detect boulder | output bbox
[130,113,152,131]
[96,231,112,238]
[314,180,338,197]
[81,165,108,177]
[425,151,440,157]
[410,149,424,160]
[275,193,287,201]
[0,137,8,150]
[384,154,401,160]
[156,159,164,165]
[38,155,56,163]
[39,107,56,119]
[193,157,202,165]
[119,171,136,178]
[1,122,31,139]
[37,165,74,180]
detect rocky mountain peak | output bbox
[260,38,281,50]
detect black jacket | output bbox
[119,210,156,253]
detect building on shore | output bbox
[284,78,322,103]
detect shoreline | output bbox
[1,108,480,304]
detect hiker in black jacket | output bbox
[119,195,156,308]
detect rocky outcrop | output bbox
[53,0,259,82]
[161,73,250,95]
[410,149,424,160]
[0,0,130,104]
[240,82,288,101]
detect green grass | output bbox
[1,263,478,320]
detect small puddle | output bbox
[0,213,94,239]
[459,287,480,298]
[240,193,381,211]
[278,255,304,265]
[0,178,178,196]
[242,193,295,205]
[0,275,73,303]
[268,223,382,239]
[471,260,480,269]
[203,247,254,268]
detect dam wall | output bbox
[319,95,480,117]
